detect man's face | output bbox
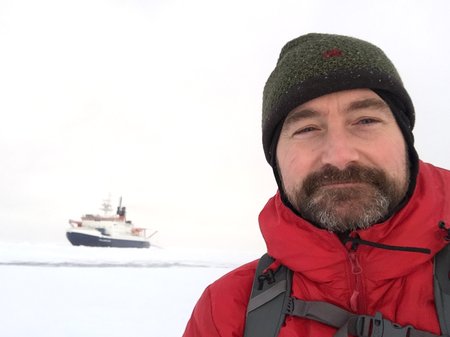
[276,89,409,232]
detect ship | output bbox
[66,197,156,248]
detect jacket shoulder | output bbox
[183,259,258,337]
[210,259,258,294]
[420,161,450,181]
[419,162,450,214]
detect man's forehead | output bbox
[283,90,391,125]
[292,89,386,111]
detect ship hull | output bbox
[66,231,150,249]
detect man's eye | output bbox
[293,126,317,135]
[357,118,379,125]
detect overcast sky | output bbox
[0,0,449,252]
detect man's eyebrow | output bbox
[283,108,318,129]
[282,98,390,129]
[345,98,390,113]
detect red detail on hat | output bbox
[323,48,343,59]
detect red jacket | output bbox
[183,162,450,337]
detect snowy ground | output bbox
[0,242,260,337]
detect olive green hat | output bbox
[262,33,415,164]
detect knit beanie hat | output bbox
[262,33,419,212]
[263,33,415,163]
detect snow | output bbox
[0,242,260,337]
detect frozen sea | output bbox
[0,241,260,337]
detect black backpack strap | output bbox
[243,253,292,337]
[434,243,450,336]
[244,244,450,337]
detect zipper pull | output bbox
[349,252,363,312]
[350,290,360,312]
[349,252,362,275]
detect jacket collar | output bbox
[259,161,449,281]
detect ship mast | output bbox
[100,197,113,215]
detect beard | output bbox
[284,164,409,232]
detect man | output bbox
[182,33,450,337]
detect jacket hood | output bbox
[259,161,450,282]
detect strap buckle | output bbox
[355,312,413,337]
[285,297,295,315]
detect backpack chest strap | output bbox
[287,298,445,337]
[285,297,351,327]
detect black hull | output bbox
[67,231,150,249]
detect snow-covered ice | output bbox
[0,242,260,337]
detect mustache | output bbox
[302,164,388,196]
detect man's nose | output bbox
[320,130,359,170]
